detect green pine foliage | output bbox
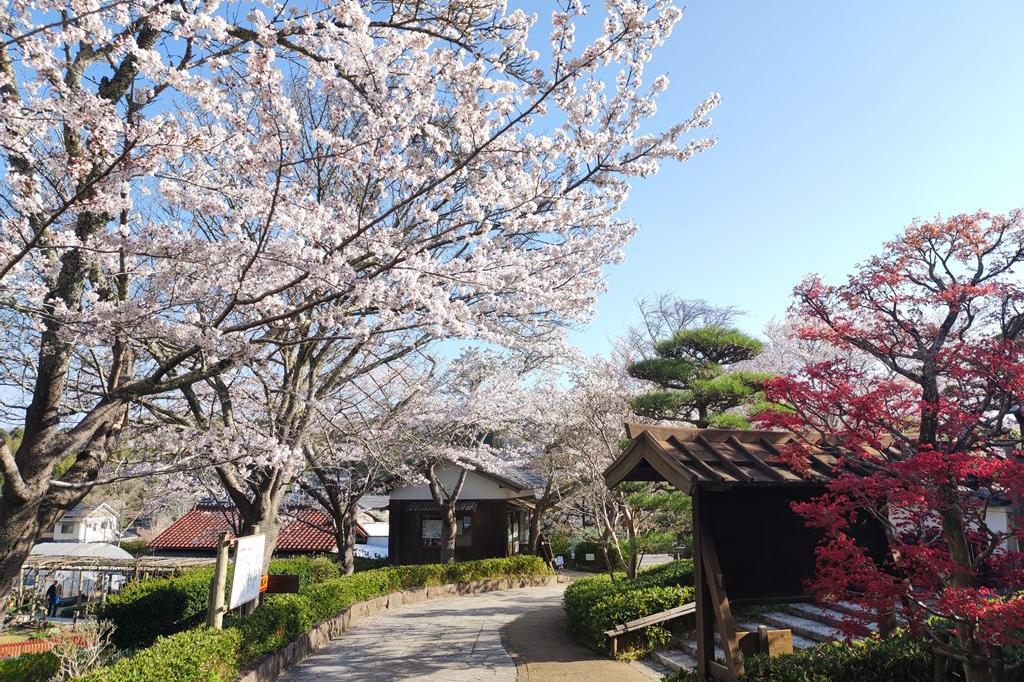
[627,324,771,427]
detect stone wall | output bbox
[237,574,560,682]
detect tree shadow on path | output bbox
[500,605,652,682]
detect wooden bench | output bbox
[604,602,697,657]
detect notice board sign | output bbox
[229,534,266,609]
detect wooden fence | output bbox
[0,634,85,659]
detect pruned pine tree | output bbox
[628,325,771,428]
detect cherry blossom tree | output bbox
[758,211,1024,682]
[534,355,685,578]
[295,359,427,574]
[0,0,718,596]
[396,349,537,563]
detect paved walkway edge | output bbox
[499,623,531,682]
[238,574,561,682]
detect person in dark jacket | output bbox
[45,580,61,617]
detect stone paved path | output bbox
[280,585,557,681]
[278,582,654,682]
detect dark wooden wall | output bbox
[699,486,888,603]
[388,499,522,565]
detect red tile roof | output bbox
[148,504,362,553]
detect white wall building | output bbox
[53,502,120,543]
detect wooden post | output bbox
[693,489,714,681]
[207,531,230,629]
[75,569,85,615]
[701,518,744,680]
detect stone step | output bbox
[829,600,876,619]
[778,603,877,636]
[630,657,673,680]
[758,611,846,643]
[676,637,724,661]
[652,647,698,672]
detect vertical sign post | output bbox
[206,531,231,629]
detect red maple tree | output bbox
[758,211,1024,681]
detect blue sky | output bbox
[525,1,1024,355]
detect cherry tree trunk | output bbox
[333,508,358,575]
[241,512,281,576]
[0,498,48,600]
[442,503,457,564]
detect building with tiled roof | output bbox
[147,503,363,555]
[388,465,538,565]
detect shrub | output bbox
[86,556,551,680]
[78,627,242,682]
[563,559,695,659]
[665,632,931,682]
[0,652,58,682]
[267,556,341,587]
[116,539,151,558]
[100,555,348,650]
[570,540,621,571]
[235,594,315,662]
[353,555,388,572]
[99,568,214,649]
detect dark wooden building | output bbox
[604,424,887,681]
[388,467,538,565]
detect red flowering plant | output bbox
[756,211,1024,681]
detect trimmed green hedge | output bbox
[564,560,695,659]
[79,627,242,682]
[267,555,341,586]
[84,555,551,682]
[0,651,58,682]
[665,632,931,681]
[99,555,344,650]
[99,568,215,649]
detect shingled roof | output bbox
[148,504,363,553]
[604,424,844,493]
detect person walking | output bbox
[45,580,61,618]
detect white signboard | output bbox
[229,534,266,609]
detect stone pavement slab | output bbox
[280,585,566,682]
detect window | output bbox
[506,512,520,555]
[59,523,74,534]
[456,514,472,548]
[421,517,443,548]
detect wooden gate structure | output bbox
[604,424,887,681]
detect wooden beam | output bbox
[697,434,753,483]
[729,435,787,482]
[669,436,724,482]
[701,518,744,681]
[605,430,695,492]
